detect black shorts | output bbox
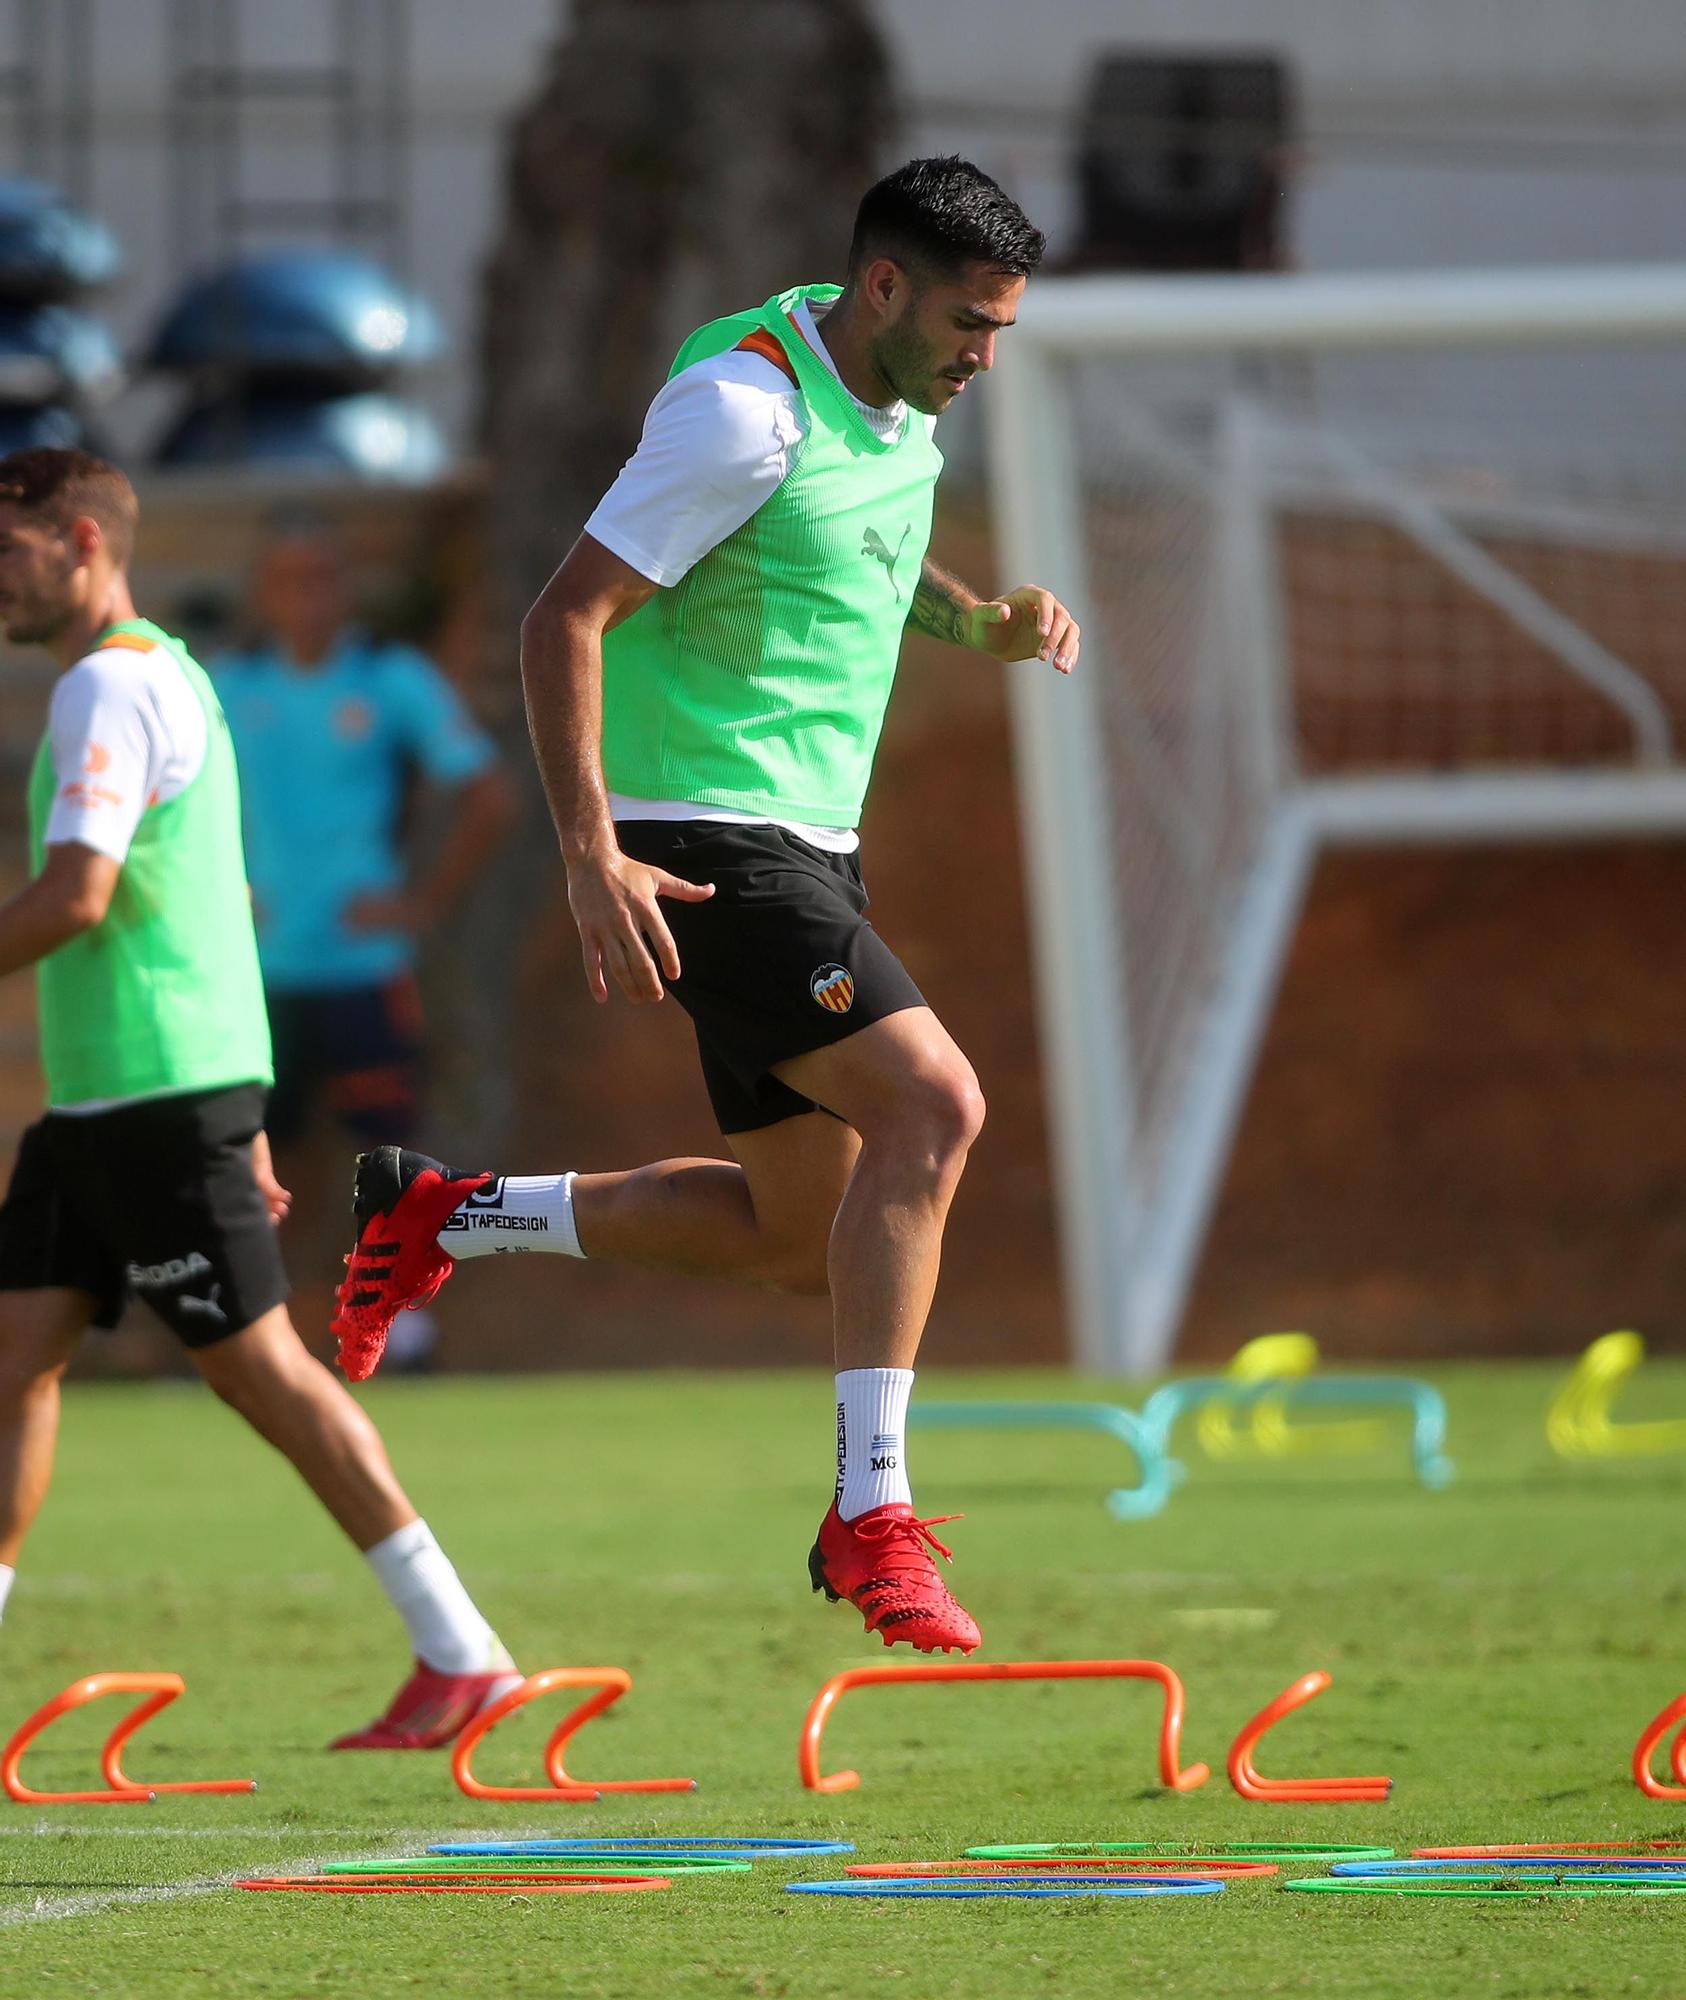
[0,1083,290,1347]
[614,819,924,1135]
[265,976,425,1147]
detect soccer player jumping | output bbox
[336,158,1078,1655]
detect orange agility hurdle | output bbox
[3,1672,255,1805]
[797,1659,1209,1795]
[1227,1671,1390,1803]
[452,1667,696,1803]
[1631,1689,1686,1799]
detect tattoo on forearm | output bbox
[908,558,975,647]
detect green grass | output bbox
[4,1362,1686,1998]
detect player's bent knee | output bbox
[950,1073,987,1151]
[197,1355,265,1422]
[878,1065,986,1165]
[199,1351,338,1454]
[191,1311,315,1415]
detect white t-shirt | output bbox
[43,640,207,864]
[586,298,936,856]
[41,637,211,1115]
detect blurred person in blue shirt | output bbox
[217,518,513,1361]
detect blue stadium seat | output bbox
[0,404,84,451]
[0,305,122,406]
[155,389,447,481]
[149,251,444,387]
[0,179,122,303]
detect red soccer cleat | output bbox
[331,1146,492,1382]
[329,1656,524,1751]
[808,1502,982,1655]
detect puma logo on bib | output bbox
[861,524,912,600]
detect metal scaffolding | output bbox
[167,0,411,280]
[0,0,95,205]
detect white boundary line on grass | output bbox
[4,1872,262,1927]
[0,1824,559,1926]
[0,1823,491,1839]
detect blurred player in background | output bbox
[0,450,518,1746]
[336,156,1077,1655]
[217,518,512,1367]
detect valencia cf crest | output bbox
[810,963,855,1013]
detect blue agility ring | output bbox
[786,1875,1223,1899]
[433,1837,854,1859]
[1335,1857,1686,1878]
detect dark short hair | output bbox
[848,155,1045,281]
[0,446,137,565]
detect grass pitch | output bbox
[3,1361,1685,1998]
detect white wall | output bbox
[24,0,1686,459]
[882,0,1686,275]
[872,0,1686,114]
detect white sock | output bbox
[0,1563,13,1624]
[835,1368,915,1520]
[439,1173,584,1261]
[364,1519,511,1675]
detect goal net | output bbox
[986,265,1686,1373]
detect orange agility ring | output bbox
[1228,1671,1390,1803]
[452,1667,696,1803]
[797,1659,1209,1795]
[3,1672,255,1806]
[1631,1690,1686,1799]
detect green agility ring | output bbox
[968,1842,1395,1864]
[1286,1873,1686,1898]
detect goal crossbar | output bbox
[1014,264,1686,356]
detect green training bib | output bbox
[600,283,943,826]
[28,618,273,1106]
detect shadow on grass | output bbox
[2,1880,151,1892]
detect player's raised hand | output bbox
[968,584,1080,673]
[568,849,715,1005]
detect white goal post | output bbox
[986,263,1686,1375]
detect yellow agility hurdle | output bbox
[1197,1333,1386,1462]
[1547,1332,1686,1460]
